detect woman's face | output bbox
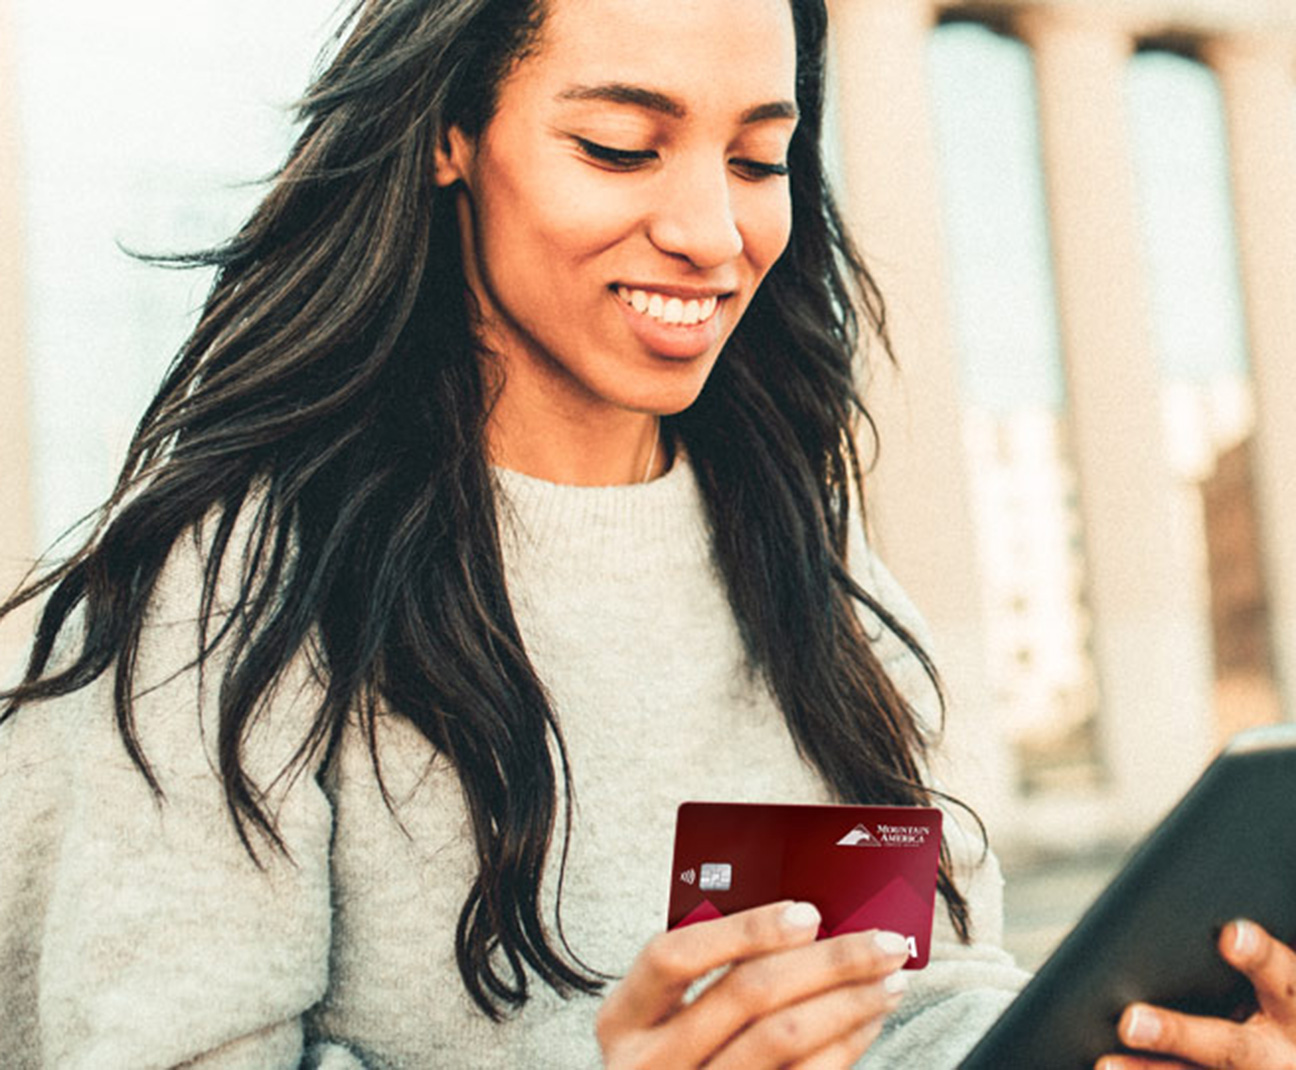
[437,0,798,429]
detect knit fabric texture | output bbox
[0,459,1025,1069]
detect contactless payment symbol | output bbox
[699,863,732,891]
[836,823,881,847]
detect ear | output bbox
[434,125,475,188]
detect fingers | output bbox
[1219,919,1296,1029]
[598,901,822,1041]
[785,1019,885,1070]
[1099,922,1296,1070]
[703,976,903,1070]
[1095,1055,1199,1070]
[598,908,910,1070]
[667,929,909,1066]
[1107,1001,1280,1070]
[1097,1004,1205,1068]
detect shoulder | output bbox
[0,501,335,1068]
[9,488,322,799]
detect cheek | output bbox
[536,188,639,264]
[477,161,639,277]
[739,189,793,277]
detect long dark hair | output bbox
[1,0,974,1019]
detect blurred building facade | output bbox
[830,0,1296,854]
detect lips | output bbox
[612,283,729,360]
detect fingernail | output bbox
[1125,1005,1160,1046]
[781,902,821,931]
[1232,918,1259,958]
[872,930,910,957]
[884,970,909,995]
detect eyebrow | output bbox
[556,82,799,125]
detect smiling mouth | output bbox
[615,286,722,327]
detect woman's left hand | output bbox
[1097,919,1296,1069]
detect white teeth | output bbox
[617,288,721,326]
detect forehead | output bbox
[515,0,798,110]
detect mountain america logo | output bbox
[836,823,881,847]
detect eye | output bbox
[574,136,657,171]
[731,158,790,181]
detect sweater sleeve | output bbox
[0,529,369,1070]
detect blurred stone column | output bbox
[0,0,37,678]
[1018,8,1214,833]
[828,0,1013,834]
[1201,33,1296,721]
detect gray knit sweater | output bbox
[0,459,1025,1069]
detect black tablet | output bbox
[960,724,1296,1070]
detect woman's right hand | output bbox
[595,900,910,1069]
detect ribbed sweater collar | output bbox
[492,458,714,579]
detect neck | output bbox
[487,397,663,486]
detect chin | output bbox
[623,374,714,418]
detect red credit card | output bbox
[667,802,943,968]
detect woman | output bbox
[2,0,1284,1067]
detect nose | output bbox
[646,160,744,269]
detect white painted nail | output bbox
[872,930,910,957]
[781,902,821,931]
[1125,1005,1161,1046]
[1232,918,1259,957]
